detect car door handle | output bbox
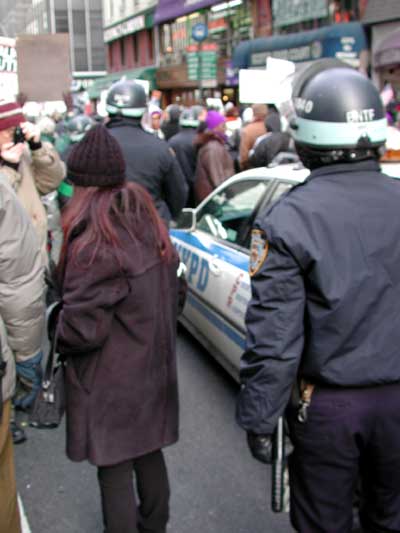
[209,260,222,276]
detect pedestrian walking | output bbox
[56,124,181,533]
[236,61,399,533]
[105,80,187,223]
[193,110,234,204]
[0,172,45,533]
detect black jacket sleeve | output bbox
[236,221,306,435]
[162,148,188,219]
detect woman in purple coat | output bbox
[57,124,180,533]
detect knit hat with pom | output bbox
[67,124,126,188]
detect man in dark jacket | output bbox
[237,61,400,532]
[248,111,293,168]
[168,105,204,207]
[106,80,187,223]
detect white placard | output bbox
[266,57,295,81]
[239,69,280,104]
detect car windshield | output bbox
[197,180,269,246]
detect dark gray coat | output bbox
[58,225,179,466]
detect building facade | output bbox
[8,0,107,85]
[86,0,158,102]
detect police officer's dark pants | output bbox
[288,383,400,533]
[97,449,170,533]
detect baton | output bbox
[271,416,288,513]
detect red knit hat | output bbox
[67,124,126,188]
[0,101,25,131]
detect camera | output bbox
[13,126,25,144]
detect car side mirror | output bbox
[174,208,197,232]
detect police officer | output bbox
[105,80,187,222]
[236,60,400,533]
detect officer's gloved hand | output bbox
[246,432,273,464]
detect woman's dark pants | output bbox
[97,449,170,533]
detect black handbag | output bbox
[29,303,65,429]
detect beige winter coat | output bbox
[0,142,65,262]
[0,174,45,404]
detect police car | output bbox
[171,161,400,381]
[171,164,307,380]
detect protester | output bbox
[142,104,165,140]
[161,104,181,141]
[0,172,45,532]
[168,105,205,207]
[106,80,187,223]
[193,110,234,204]
[239,103,268,169]
[56,125,180,533]
[248,111,293,168]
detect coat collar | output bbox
[306,159,381,183]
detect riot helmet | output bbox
[68,114,94,143]
[179,105,205,128]
[286,60,387,169]
[106,80,147,118]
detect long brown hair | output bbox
[58,182,173,277]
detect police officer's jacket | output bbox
[107,117,188,222]
[237,159,400,435]
[168,128,198,186]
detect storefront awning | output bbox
[154,0,220,25]
[374,29,400,69]
[232,22,367,69]
[87,67,157,100]
[362,0,400,25]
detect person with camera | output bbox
[0,172,45,533]
[0,101,65,263]
[0,101,64,443]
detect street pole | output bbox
[198,41,203,104]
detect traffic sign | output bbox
[192,23,208,43]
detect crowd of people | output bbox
[2,61,400,533]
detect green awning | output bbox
[87,66,157,100]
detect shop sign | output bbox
[187,43,218,81]
[251,41,323,66]
[104,15,146,43]
[272,0,328,28]
[250,33,362,67]
[0,37,18,100]
[0,37,17,73]
[225,60,238,86]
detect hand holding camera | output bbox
[20,121,41,144]
[1,142,25,165]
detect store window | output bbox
[159,1,251,64]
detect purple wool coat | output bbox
[57,226,179,467]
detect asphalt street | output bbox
[15,326,294,533]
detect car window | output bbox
[269,182,293,203]
[196,180,269,248]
